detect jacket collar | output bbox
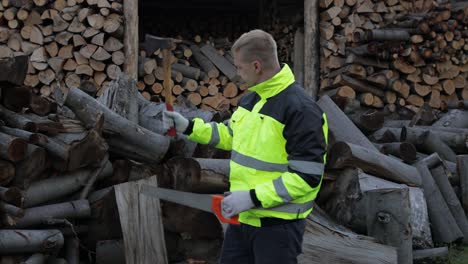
[248,64,295,99]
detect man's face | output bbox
[233,50,260,87]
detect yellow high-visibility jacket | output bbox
[185,65,328,227]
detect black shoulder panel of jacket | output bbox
[237,91,259,111]
[260,82,327,188]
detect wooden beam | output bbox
[123,0,138,79]
[304,0,320,100]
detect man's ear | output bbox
[253,60,262,74]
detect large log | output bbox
[415,160,463,243]
[13,200,91,228]
[458,155,468,216]
[328,142,422,186]
[190,44,219,78]
[375,142,417,163]
[62,87,170,163]
[0,230,64,254]
[298,207,397,264]
[317,95,378,151]
[23,160,112,208]
[401,126,468,154]
[323,168,432,248]
[367,188,412,264]
[430,164,468,243]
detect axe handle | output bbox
[162,48,176,137]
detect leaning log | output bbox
[62,87,170,163]
[430,164,468,243]
[415,160,463,243]
[13,200,91,228]
[328,142,422,186]
[298,207,397,264]
[0,230,64,254]
[367,188,412,264]
[317,95,378,151]
[458,155,468,216]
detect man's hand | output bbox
[163,110,189,133]
[221,191,255,218]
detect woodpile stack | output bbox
[0,0,125,97]
[319,0,468,114]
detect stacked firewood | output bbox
[319,0,468,113]
[136,40,249,113]
[0,0,125,97]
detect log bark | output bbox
[430,164,468,243]
[293,28,304,86]
[298,207,397,264]
[62,87,170,163]
[375,142,417,163]
[171,63,200,80]
[23,161,112,208]
[0,161,15,187]
[0,131,28,162]
[328,141,422,186]
[23,253,47,264]
[65,236,79,264]
[401,126,468,153]
[432,109,468,128]
[367,188,412,264]
[402,129,457,162]
[413,247,448,260]
[13,200,90,228]
[123,0,137,79]
[12,144,48,188]
[0,230,64,254]
[317,95,378,151]
[458,155,468,216]
[415,160,463,243]
[0,104,37,131]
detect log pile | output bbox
[0,0,126,98]
[319,0,468,114]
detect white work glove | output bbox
[163,110,189,133]
[221,191,255,218]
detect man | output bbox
[164,29,328,264]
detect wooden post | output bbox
[304,0,319,100]
[367,188,412,264]
[293,28,304,86]
[115,176,168,264]
[123,0,137,79]
[458,155,468,216]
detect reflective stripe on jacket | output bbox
[188,65,328,227]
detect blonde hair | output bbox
[231,29,279,70]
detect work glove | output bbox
[221,191,255,219]
[163,110,189,134]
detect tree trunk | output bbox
[367,188,412,264]
[415,160,463,243]
[430,164,468,243]
[317,95,378,151]
[23,161,112,208]
[458,155,468,216]
[328,142,422,186]
[13,200,90,228]
[0,230,64,254]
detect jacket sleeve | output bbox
[253,105,328,208]
[185,117,233,151]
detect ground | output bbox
[450,245,468,264]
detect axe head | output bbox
[144,34,175,55]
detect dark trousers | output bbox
[219,219,305,264]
